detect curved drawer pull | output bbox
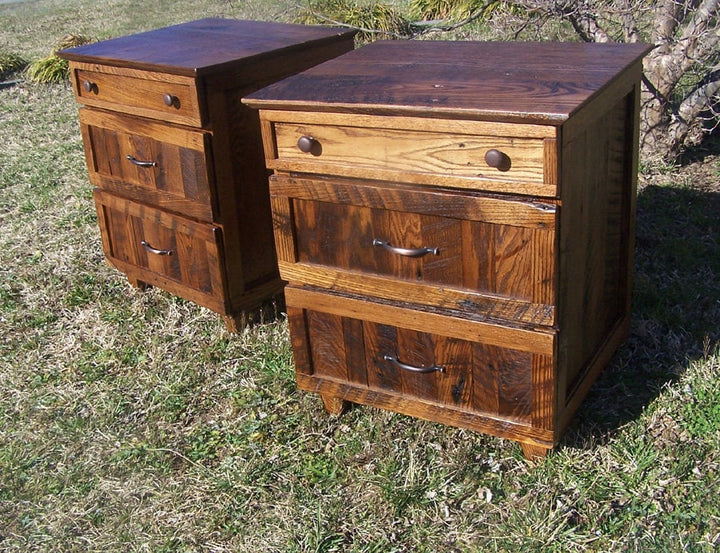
[141,240,173,256]
[384,355,445,374]
[373,238,439,258]
[126,155,158,168]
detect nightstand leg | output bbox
[222,314,248,334]
[320,394,349,416]
[127,277,148,291]
[221,295,286,333]
[520,442,550,461]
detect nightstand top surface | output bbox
[57,18,355,77]
[245,40,651,124]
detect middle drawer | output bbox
[271,174,557,327]
[80,109,215,222]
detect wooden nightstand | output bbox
[244,40,651,458]
[59,19,355,331]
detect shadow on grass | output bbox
[563,182,720,447]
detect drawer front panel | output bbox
[293,199,554,302]
[272,176,556,320]
[71,64,202,126]
[93,189,226,312]
[286,291,555,428]
[80,110,214,221]
[262,113,557,196]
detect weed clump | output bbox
[410,0,485,20]
[297,0,411,41]
[26,34,94,83]
[0,52,27,80]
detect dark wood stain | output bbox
[59,18,355,76]
[246,40,650,124]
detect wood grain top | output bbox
[244,40,652,124]
[57,18,356,77]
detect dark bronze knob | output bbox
[297,135,318,153]
[163,93,178,108]
[484,149,511,172]
[82,80,97,94]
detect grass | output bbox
[1,0,720,551]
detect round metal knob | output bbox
[82,80,97,93]
[484,148,511,171]
[297,135,318,153]
[163,93,178,108]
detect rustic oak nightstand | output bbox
[59,19,355,331]
[244,40,651,459]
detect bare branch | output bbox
[652,0,691,44]
[568,10,613,42]
[678,69,720,123]
[667,75,720,147]
[507,0,615,42]
[616,0,641,42]
[679,0,718,42]
[677,0,720,62]
[642,73,672,108]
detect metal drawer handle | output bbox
[141,240,173,256]
[126,155,158,168]
[384,355,445,374]
[373,238,439,258]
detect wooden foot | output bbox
[320,394,349,416]
[222,314,248,333]
[127,277,148,291]
[222,294,286,333]
[520,442,550,461]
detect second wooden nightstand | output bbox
[245,40,651,458]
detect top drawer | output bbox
[259,111,558,197]
[69,62,204,127]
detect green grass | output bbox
[2,1,720,551]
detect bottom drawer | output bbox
[93,189,227,312]
[285,286,556,444]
